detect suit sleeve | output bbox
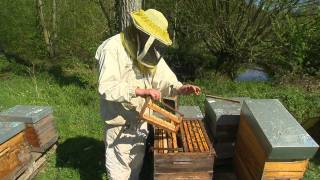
[155,59,183,97]
[95,43,137,103]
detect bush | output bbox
[258,9,320,76]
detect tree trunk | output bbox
[173,0,178,45]
[98,0,115,35]
[119,0,143,31]
[52,0,57,57]
[36,0,54,58]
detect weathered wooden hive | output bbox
[234,99,319,180]
[0,105,58,152]
[0,122,31,180]
[204,97,249,163]
[153,106,215,180]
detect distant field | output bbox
[0,56,319,179]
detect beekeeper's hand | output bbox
[178,84,201,96]
[135,88,161,101]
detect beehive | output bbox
[234,99,319,179]
[0,122,31,180]
[204,97,249,163]
[153,106,215,179]
[0,105,58,152]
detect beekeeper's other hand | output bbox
[178,84,201,96]
[135,88,161,101]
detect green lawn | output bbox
[0,56,319,179]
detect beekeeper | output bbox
[95,9,201,180]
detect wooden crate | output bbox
[235,118,309,180]
[234,99,318,180]
[0,106,58,152]
[153,119,215,179]
[24,115,58,152]
[17,144,57,180]
[0,131,31,180]
[204,97,249,165]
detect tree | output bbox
[179,0,315,78]
[118,0,143,30]
[98,0,143,34]
[97,0,117,35]
[36,0,57,58]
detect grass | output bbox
[0,55,106,179]
[0,55,319,179]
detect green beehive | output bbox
[241,99,319,160]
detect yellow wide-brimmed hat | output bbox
[130,9,172,46]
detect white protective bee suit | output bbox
[95,31,182,179]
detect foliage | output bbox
[0,0,106,65]
[258,9,320,76]
[0,0,319,78]
[146,0,320,79]
[0,0,45,61]
[176,0,304,78]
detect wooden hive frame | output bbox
[140,98,183,133]
[154,120,213,154]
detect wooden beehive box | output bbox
[0,122,31,180]
[153,106,215,180]
[204,97,249,163]
[0,105,58,152]
[235,99,319,180]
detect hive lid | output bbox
[0,105,53,123]
[178,106,203,120]
[241,99,319,160]
[0,121,25,144]
[205,97,249,125]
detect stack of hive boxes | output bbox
[153,106,215,180]
[0,122,31,180]
[0,105,58,152]
[235,99,319,179]
[204,97,249,164]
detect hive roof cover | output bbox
[205,97,249,125]
[0,105,53,123]
[0,121,25,144]
[178,106,203,120]
[241,99,319,160]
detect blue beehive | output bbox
[0,122,25,145]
